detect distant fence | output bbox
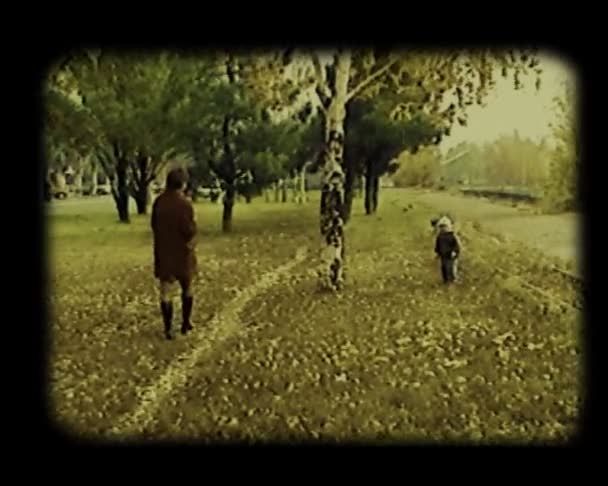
[459,186,541,203]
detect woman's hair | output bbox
[166,168,187,190]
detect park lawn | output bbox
[48,192,583,443]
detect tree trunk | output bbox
[341,162,356,223]
[274,182,280,203]
[222,185,236,233]
[115,159,130,223]
[291,175,299,203]
[219,59,240,231]
[299,165,308,204]
[357,174,364,199]
[129,153,154,215]
[372,174,380,213]
[90,163,98,196]
[52,172,67,195]
[73,168,83,195]
[264,188,271,203]
[319,50,352,291]
[134,183,149,215]
[245,194,252,204]
[364,161,374,215]
[187,179,198,202]
[281,179,288,203]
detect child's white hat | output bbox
[437,216,453,229]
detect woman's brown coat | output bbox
[151,190,198,282]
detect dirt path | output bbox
[393,189,581,275]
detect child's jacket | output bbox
[435,231,461,258]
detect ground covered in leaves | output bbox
[47,190,583,444]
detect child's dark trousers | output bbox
[440,256,457,283]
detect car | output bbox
[196,187,211,198]
[53,189,68,199]
[49,181,69,199]
[96,183,111,195]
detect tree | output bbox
[182,52,322,230]
[181,62,284,229]
[393,146,442,188]
[481,132,552,189]
[46,51,210,221]
[234,127,290,205]
[280,113,324,204]
[440,142,485,186]
[185,146,219,203]
[544,80,578,211]
[181,54,257,232]
[44,66,105,201]
[343,95,442,220]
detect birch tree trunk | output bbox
[73,167,83,195]
[318,50,352,291]
[291,174,299,203]
[298,162,310,204]
[90,162,98,196]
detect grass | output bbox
[48,191,583,443]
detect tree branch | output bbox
[311,52,326,85]
[96,148,120,202]
[137,153,149,187]
[147,157,168,184]
[313,88,329,114]
[96,148,115,179]
[208,158,219,177]
[111,140,122,162]
[127,160,141,193]
[346,58,399,102]
[311,52,331,112]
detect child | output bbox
[434,216,460,284]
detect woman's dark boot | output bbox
[181,295,193,335]
[161,301,173,340]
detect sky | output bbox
[438,52,576,155]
